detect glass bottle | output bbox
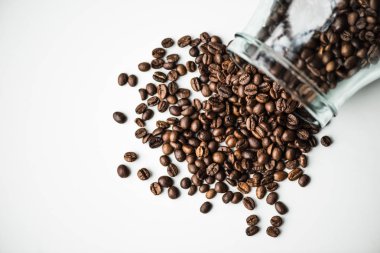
[228,0,380,127]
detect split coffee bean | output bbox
[243,197,256,210]
[124,152,138,162]
[150,182,162,195]
[270,216,283,227]
[321,136,333,147]
[246,215,259,226]
[137,168,150,180]
[266,226,280,237]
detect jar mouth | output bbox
[227,33,337,128]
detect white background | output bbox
[1,0,380,252]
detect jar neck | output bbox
[227,33,337,128]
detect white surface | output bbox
[0,0,380,252]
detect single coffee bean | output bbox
[150,182,162,195]
[139,88,148,100]
[137,168,150,180]
[168,186,180,199]
[246,225,259,236]
[238,182,251,194]
[176,64,187,76]
[200,201,212,214]
[266,226,280,237]
[246,215,259,226]
[186,61,197,72]
[275,201,288,215]
[135,128,148,139]
[222,191,234,204]
[256,186,266,199]
[243,197,256,210]
[124,152,138,162]
[231,192,243,204]
[270,216,283,227]
[117,164,129,178]
[127,74,138,87]
[113,112,127,124]
[158,175,173,188]
[161,37,175,48]
[288,168,303,181]
[298,174,311,187]
[135,103,147,114]
[146,83,157,95]
[149,137,163,148]
[151,58,164,69]
[167,163,179,177]
[321,136,332,147]
[142,109,154,120]
[180,177,191,189]
[147,96,160,106]
[153,71,167,82]
[118,73,128,86]
[206,189,217,199]
[266,192,279,205]
[135,118,145,127]
[152,48,166,58]
[188,185,197,196]
[178,35,191,47]
[138,62,151,72]
[159,155,171,166]
[215,181,228,193]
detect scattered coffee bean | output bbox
[152,48,166,58]
[243,197,256,210]
[298,174,311,187]
[180,177,191,189]
[161,37,175,48]
[275,201,288,215]
[270,216,283,227]
[222,191,234,204]
[118,73,128,86]
[113,111,127,124]
[266,226,280,237]
[167,163,179,177]
[168,186,180,199]
[137,168,150,180]
[246,215,259,226]
[158,175,173,188]
[200,201,212,213]
[178,35,191,47]
[150,182,162,195]
[246,226,259,236]
[188,185,197,196]
[321,136,332,147]
[127,74,138,87]
[266,192,279,205]
[117,165,129,178]
[124,152,138,162]
[138,62,150,72]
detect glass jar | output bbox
[228,0,380,127]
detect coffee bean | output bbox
[270,216,283,227]
[113,112,127,124]
[238,182,251,194]
[138,62,150,72]
[161,38,175,48]
[158,175,173,188]
[135,118,145,127]
[178,35,191,47]
[298,174,311,187]
[243,197,255,210]
[124,152,138,162]
[256,186,266,199]
[215,181,228,193]
[186,61,197,72]
[118,73,128,86]
[168,186,180,199]
[127,74,138,87]
[149,137,163,148]
[167,163,179,177]
[135,103,147,114]
[137,168,150,180]
[142,109,154,120]
[147,96,160,106]
[151,58,164,69]
[246,225,259,236]
[231,192,243,204]
[180,177,191,189]
[266,226,280,237]
[152,48,166,58]
[288,168,303,181]
[200,201,212,213]
[275,201,288,215]
[321,136,332,147]
[188,185,197,196]
[176,64,187,76]
[159,155,170,166]
[206,189,217,199]
[222,191,234,203]
[139,88,148,100]
[266,192,279,205]
[117,164,129,178]
[150,182,162,195]
[135,128,147,139]
[153,71,167,82]
[246,215,259,226]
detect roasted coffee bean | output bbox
[118,73,128,86]
[158,101,169,112]
[127,74,138,87]
[246,225,259,236]
[124,152,138,162]
[142,109,154,120]
[152,48,166,58]
[178,35,191,47]
[117,164,129,178]
[135,118,145,127]
[246,215,259,226]
[243,197,255,210]
[135,103,147,114]
[160,155,171,166]
[180,177,191,189]
[149,137,163,148]
[215,181,228,193]
[167,163,179,177]
[168,186,180,199]
[153,71,167,82]
[206,189,217,199]
[266,192,279,205]
[200,201,212,213]
[147,96,160,106]
[321,136,332,147]
[186,61,197,72]
[256,186,266,199]
[150,182,162,195]
[266,226,280,237]
[270,216,283,227]
[298,174,311,187]
[161,37,175,48]
[139,88,148,100]
[113,112,127,124]
[275,201,288,215]
[238,182,251,194]
[146,83,157,95]
[188,185,197,195]
[137,168,150,180]
[138,62,150,72]
[222,191,234,203]
[288,168,303,181]
[142,134,152,144]
[158,175,173,188]
[151,58,164,69]
[135,128,148,139]
[231,192,243,204]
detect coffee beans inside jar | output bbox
[114,32,336,237]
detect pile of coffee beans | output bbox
[114,32,333,237]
